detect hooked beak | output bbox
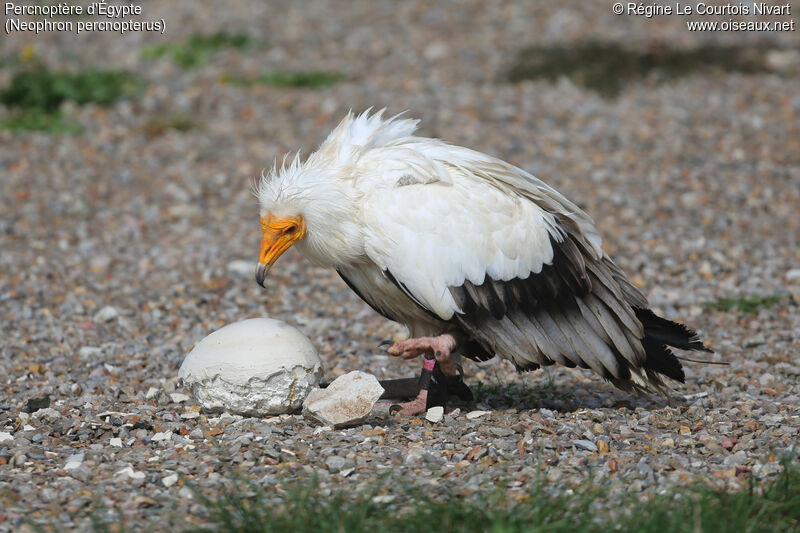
[255,261,270,287]
[255,214,306,288]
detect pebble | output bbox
[163,473,179,487]
[152,431,173,442]
[425,406,444,423]
[78,346,103,358]
[573,440,598,452]
[325,455,346,473]
[0,432,13,443]
[170,393,191,403]
[302,371,384,427]
[115,467,146,480]
[466,410,489,420]
[92,306,119,323]
[64,454,84,471]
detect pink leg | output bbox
[387,334,460,416]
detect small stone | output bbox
[758,373,775,387]
[170,393,191,403]
[404,445,430,466]
[302,371,384,428]
[162,473,179,487]
[425,406,444,423]
[152,431,173,442]
[597,440,609,454]
[466,410,489,420]
[573,439,598,452]
[0,432,12,443]
[785,268,800,283]
[744,334,766,348]
[679,425,691,435]
[93,306,119,323]
[181,411,200,419]
[24,396,50,413]
[64,454,84,471]
[662,438,675,447]
[78,346,103,358]
[637,460,654,476]
[115,466,146,480]
[724,451,749,466]
[110,438,123,447]
[33,407,61,422]
[325,455,346,472]
[145,387,160,400]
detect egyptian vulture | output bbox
[255,110,711,414]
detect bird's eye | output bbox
[285,225,296,234]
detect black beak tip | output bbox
[255,262,268,288]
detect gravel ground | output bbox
[1,0,799,529]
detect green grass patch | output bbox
[0,67,138,112]
[0,109,82,134]
[178,462,800,532]
[143,32,252,68]
[141,113,197,138]
[0,66,138,132]
[227,71,345,88]
[506,42,774,97]
[705,294,790,314]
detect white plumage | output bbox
[255,109,711,394]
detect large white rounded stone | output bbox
[178,318,323,416]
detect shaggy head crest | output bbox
[311,108,420,167]
[255,108,419,206]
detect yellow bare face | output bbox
[255,213,306,286]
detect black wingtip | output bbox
[635,307,714,353]
[642,337,685,383]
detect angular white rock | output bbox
[179,318,323,417]
[152,431,172,442]
[302,371,384,428]
[169,393,191,403]
[466,410,489,420]
[93,306,119,323]
[64,453,84,471]
[0,432,13,443]
[425,406,444,423]
[115,466,145,480]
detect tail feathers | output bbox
[633,307,713,385]
[641,337,685,383]
[635,307,713,353]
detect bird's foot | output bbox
[391,389,429,416]
[387,333,459,375]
